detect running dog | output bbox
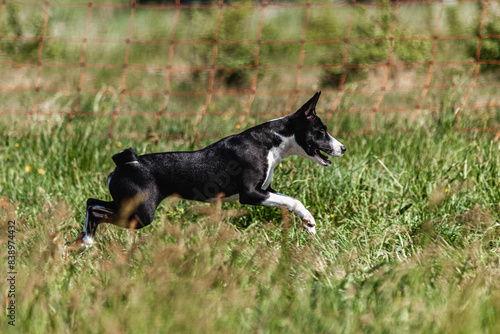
[78,92,346,245]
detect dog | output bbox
[77,92,345,246]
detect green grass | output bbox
[2,123,500,333]
[3,1,500,137]
[2,2,500,332]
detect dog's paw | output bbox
[64,232,93,254]
[302,216,317,235]
[304,224,316,235]
[81,233,95,248]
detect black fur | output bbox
[81,92,345,242]
[112,147,138,166]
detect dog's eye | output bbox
[320,129,326,135]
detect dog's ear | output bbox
[295,91,321,120]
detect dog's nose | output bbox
[341,145,346,154]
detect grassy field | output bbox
[2,1,500,136]
[1,1,500,333]
[1,121,500,333]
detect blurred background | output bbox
[1,0,499,139]
[4,3,500,332]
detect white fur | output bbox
[259,133,320,234]
[257,130,345,234]
[262,132,344,187]
[262,133,309,189]
[327,133,345,157]
[260,192,316,234]
[82,207,94,245]
[82,205,108,245]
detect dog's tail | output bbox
[112,147,139,166]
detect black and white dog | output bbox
[78,92,345,245]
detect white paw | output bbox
[82,234,95,247]
[302,215,317,235]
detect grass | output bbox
[2,1,500,137]
[1,122,500,333]
[2,1,500,332]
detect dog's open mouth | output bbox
[314,149,332,166]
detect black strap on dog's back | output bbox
[112,147,139,166]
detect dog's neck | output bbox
[269,132,307,166]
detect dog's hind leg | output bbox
[77,195,158,247]
[79,198,119,246]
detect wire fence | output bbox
[1,0,500,140]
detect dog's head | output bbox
[291,92,346,166]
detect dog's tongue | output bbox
[315,149,331,166]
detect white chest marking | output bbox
[262,143,283,190]
[261,134,308,190]
[262,142,282,190]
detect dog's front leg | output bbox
[240,190,316,234]
[263,193,317,234]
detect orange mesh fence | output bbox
[1,0,500,139]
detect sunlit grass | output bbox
[1,2,500,332]
[1,123,500,333]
